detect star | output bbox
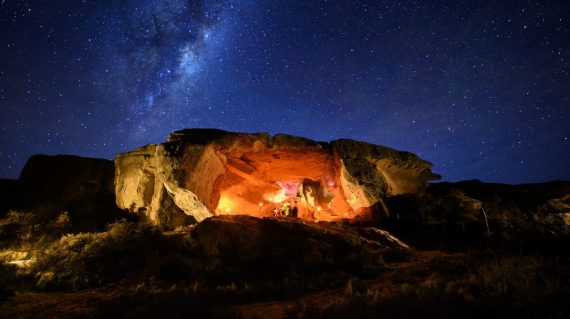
[0,0,569,183]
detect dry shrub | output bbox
[0,211,37,248]
[0,211,72,250]
[29,221,162,290]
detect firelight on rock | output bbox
[114,129,439,228]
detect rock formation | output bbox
[115,129,440,228]
[194,215,409,268]
[385,179,570,246]
[4,130,569,249]
[15,155,123,229]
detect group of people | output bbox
[272,201,299,217]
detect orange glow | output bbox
[217,195,236,214]
[264,188,287,203]
[211,148,359,221]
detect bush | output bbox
[29,221,162,290]
[0,211,37,249]
[0,211,72,250]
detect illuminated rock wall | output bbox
[114,129,440,227]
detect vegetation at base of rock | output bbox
[0,211,72,250]
[30,221,163,290]
[1,181,569,318]
[0,214,392,302]
[285,254,570,319]
[5,250,562,319]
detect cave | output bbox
[114,129,439,226]
[211,147,354,222]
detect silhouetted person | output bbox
[291,204,298,218]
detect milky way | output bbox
[1,0,569,183]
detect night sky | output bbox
[1,0,569,183]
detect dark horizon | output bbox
[3,128,570,186]
[1,1,569,183]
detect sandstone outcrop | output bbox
[115,129,440,227]
[15,155,123,228]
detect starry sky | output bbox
[1,0,569,183]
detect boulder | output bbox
[115,129,440,226]
[16,155,124,229]
[193,215,409,273]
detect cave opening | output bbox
[211,148,355,222]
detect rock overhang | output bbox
[114,128,440,228]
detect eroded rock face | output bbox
[115,129,440,227]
